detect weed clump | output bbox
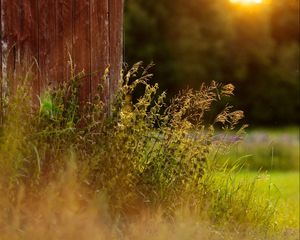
[0,63,283,239]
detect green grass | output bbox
[0,65,298,239]
[236,171,299,230]
[248,126,299,136]
[226,128,299,171]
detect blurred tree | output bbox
[124,0,299,126]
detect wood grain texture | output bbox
[0,0,2,123]
[20,0,39,102]
[109,0,123,102]
[73,0,91,103]
[2,0,20,93]
[38,0,57,91]
[0,0,123,111]
[19,1,38,68]
[90,0,109,102]
[57,0,73,84]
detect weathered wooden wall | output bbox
[0,0,123,106]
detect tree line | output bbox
[125,0,299,126]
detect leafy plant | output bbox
[0,63,286,239]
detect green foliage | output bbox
[236,171,300,230]
[226,129,299,171]
[0,64,290,238]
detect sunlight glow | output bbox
[230,0,263,5]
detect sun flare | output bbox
[230,0,263,4]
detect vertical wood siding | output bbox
[0,0,123,107]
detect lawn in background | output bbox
[227,127,299,171]
[236,171,299,230]
[229,127,299,234]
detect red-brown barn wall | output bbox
[0,0,123,108]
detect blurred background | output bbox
[124,0,299,127]
[124,0,299,172]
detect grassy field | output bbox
[237,171,299,230]
[233,128,299,235]
[226,127,299,171]
[0,71,298,239]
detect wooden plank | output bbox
[19,0,39,101]
[73,0,91,104]
[0,0,2,123]
[0,0,3,79]
[0,0,123,110]
[1,0,11,116]
[38,0,57,93]
[1,1,39,101]
[109,0,123,102]
[1,0,21,93]
[90,0,109,102]
[56,0,73,84]
[19,1,38,69]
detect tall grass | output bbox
[0,63,294,239]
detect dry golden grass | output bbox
[0,163,297,240]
